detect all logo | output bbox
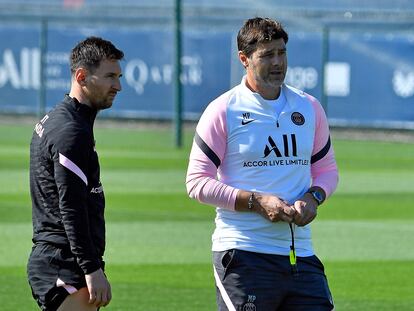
[243,134,308,167]
[263,134,297,158]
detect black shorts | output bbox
[27,243,87,311]
[213,249,334,311]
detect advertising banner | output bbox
[0,22,413,128]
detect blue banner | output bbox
[326,31,414,127]
[45,25,231,119]
[0,24,40,113]
[0,23,413,128]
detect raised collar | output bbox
[63,94,98,123]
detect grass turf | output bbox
[0,122,414,310]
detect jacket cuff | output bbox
[78,258,102,275]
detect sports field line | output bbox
[2,220,414,267]
[0,147,185,160]
[0,170,187,194]
[0,147,28,156]
[100,149,186,159]
[312,220,414,261]
[1,169,414,195]
[334,171,414,194]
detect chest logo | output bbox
[291,112,305,125]
[34,114,49,138]
[241,112,256,125]
[264,135,297,158]
[243,134,310,167]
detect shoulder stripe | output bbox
[195,132,221,168]
[311,136,331,164]
[59,153,88,185]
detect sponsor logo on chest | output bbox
[239,112,310,168]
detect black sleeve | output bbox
[53,126,101,274]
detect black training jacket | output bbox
[30,95,105,275]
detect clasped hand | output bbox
[255,193,318,226]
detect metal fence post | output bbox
[321,25,330,114]
[174,0,183,148]
[38,18,48,118]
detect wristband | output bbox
[307,189,324,206]
[248,192,255,210]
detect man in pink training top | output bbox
[186,17,338,310]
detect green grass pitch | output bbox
[0,121,413,310]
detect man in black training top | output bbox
[28,36,123,311]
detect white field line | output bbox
[1,220,414,266]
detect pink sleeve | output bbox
[307,94,339,198]
[185,95,239,210]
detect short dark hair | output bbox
[237,17,288,57]
[70,36,124,74]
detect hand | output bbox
[255,193,296,223]
[292,193,318,226]
[85,268,112,307]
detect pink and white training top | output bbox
[186,77,339,257]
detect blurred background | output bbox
[0,0,413,130]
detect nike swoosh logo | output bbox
[241,119,255,125]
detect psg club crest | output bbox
[291,112,305,125]
[243,295,257,311]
